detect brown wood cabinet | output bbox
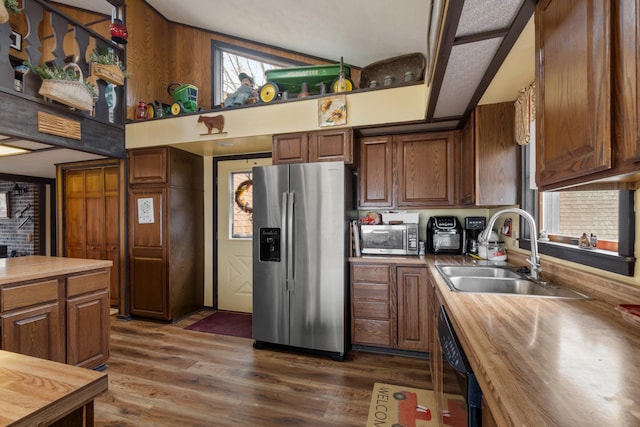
[61,162,124,307]
[536,0,640,190]
[459,102,519,206]
[351,261,429,352]
[427,269,444,423]
[128,147,204,321]
[272,128,354,165]
[0,261,110,369]
[358,131,456,209]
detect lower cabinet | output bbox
[0,268,110,369]
[351,262,429,352]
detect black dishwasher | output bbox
[438,306,482,427]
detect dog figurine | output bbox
[198,114,225,135]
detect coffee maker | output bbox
[463,216,486,255]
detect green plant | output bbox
[4,0,20,13]
[88,48,128,76]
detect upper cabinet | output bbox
[536,0,640,190]
[459,102,519,206]
[358,131,456,209]
[272,128,354,165]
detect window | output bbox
[230,171,253,239]
[211,41,306,106]
[520,144,636,276]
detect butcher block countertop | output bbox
[350,254,640,426]
[0,255,112,286]
[0,349,107,426]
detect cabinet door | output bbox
[359,136,393,207]
[104,166,120,306]
[309,128,354,164]
[66,290,109,368]
[129,188,169,319]
[536,0,612,188]
[616,0,640,164]
[396,132,455,207]
[396,266,429,351]
[459,113,475,205]
[475,102,519,206]
[2,303,65,363]
[129,147,168,184]
[272,133,309,164]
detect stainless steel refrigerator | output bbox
[252,161,352,360]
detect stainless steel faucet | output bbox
[479,208,541,280]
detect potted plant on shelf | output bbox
[24,62,97,111]
[1,0,20,24]
[88,49,128,86]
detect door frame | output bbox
[212,153,271,310]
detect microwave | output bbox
[360,224,419,255]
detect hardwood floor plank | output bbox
[95,312,432,426]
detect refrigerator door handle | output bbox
[281,192,289,291]
[286,191,295,292]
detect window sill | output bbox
[519,239,635,276]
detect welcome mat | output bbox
[367,383,467,427]
[185,311,252,339]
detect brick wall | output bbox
[0,181,40,256]
[558,191,618,240]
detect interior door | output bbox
[217,157,271,312]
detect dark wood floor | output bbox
[94,309,433,426]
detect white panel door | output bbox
[217,157,271,312]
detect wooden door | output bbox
[358,136,393,207]
[84,169,105,260]
[272,133,308,164]
[128,147,167,184]
[309,128,354,164]
[64,170,86,259]
[396,132,455,207]
[104,167,120,306]
[396,266,429,351]
[536,0,612,188]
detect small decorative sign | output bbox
[37,112,81,140]
[318,94,347,127]
[137,198,154,224]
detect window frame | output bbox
[211,41,307,106]
[520,144,636,276]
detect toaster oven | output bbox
[360,224,419,255]
[426,216,462,254]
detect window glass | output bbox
[230,172,253,239]
[541,190,619,242]
[221,51,280,103]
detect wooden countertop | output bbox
[350,254,640,426]
[0,256,112,286]
[0,349,107,426]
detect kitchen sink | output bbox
[435,265,589,300]
[437,265,521,279]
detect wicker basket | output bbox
[0,3,9,24]
[91,63,125,86]
[38,63,94,111]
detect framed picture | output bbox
[10,31,22,51]
[318,94,347,127]
[0,192,9,219]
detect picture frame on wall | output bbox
[0,192,10,218]
[10,31,22,51]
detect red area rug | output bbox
[185,311,252,339]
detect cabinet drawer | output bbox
[353,301,390,320]
[1,279,60,312]
[353,282,390,301]
[351,264,391,282]
[353,319,391,346]
[67,270,110,298]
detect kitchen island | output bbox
[0,349,107,426]
[0,256,112,369]
[350,254,640,426]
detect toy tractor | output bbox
[167,82,199,115]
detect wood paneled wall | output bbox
[124,0,352,120]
